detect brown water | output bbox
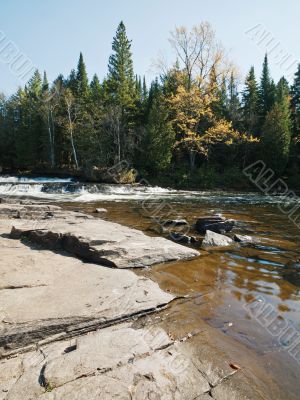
[63,195,300,399]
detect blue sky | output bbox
[0,0,299,95]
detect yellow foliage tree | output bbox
[167,76,216,170]
[199,119,258,159]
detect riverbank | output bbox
[0,200,296,399]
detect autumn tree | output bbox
[167,71,215,170]
[168,22,232,90]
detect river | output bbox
[1,175,300,398]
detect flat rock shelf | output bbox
[0,202,286,400]
[6,203,200,269]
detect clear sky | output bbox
[0,0,299,95]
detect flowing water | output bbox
[1,175,300,398]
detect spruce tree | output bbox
[90,74,102,102]
[66,69,77,94]
[107,21,135,109]
[228,72,241,129]
[42,71,49,92]
[27,70,42,99]
[261,85,291,174]
[143,90,175,173]
[291,64,300,136]
[259,54,275,122]
[213,76,229,120]
[106,22,137,162]
[276,77,289,104]
[242,66,259,135]
[20,70,43,166]
[76,52,89,98]
[142,76,148,103]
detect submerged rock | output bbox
[169,232,198,244]
[202,230,234,247]
[234,234,254,244]
[94,208,108,213]
[163,219,188,226]
[196,216,235,234]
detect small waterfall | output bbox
[1,175,300,205]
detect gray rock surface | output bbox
[8,211,199,269]
[0,217,175,355]
[1,323,212,400]
[234,234,255,244]
[202,230,234,248]
[169,232,198,244]
[94,207,108,213]
[0,202,286,400]
[196,216,235,234]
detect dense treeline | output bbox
[0,21,300,188]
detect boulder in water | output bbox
[163,219,188,226]
[94,208,108,213]
[202,230,234,247]
[234,234,254,244]
[196,216,235,234]
[169,232,198,244]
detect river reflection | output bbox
[63,196,300,398]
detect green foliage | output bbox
[142,92,175,173]
[242,66,259,135]
[107,21,135,109]
[258,54,276,126]
[291,64,300,136]
[227,72,241,129]
[0,25,297,187]
[76,52,89,98]
[261,102,291,174]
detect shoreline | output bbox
[0,200,296,399]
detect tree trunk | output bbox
[67,107,79,169]
[189,150,196,172]
[50,109,55,167]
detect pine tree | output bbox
[291,64,300,136]
[27,69,42,99]
[15,71,43,167]
[42,71,49,92]
[143,90,175,173]
[228,72,241,129]
[142,76,148,103]
[213,76,229,120]
[90,74,102,101]
[242,66,259,135]
[276,77,289,104]
[135,75,142,100]
[66,69,77,94]
[259,54,275,122]
[76,52,89,98]
[106,22,137,162]
[261,85,291,174]
[107,21,135,109]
